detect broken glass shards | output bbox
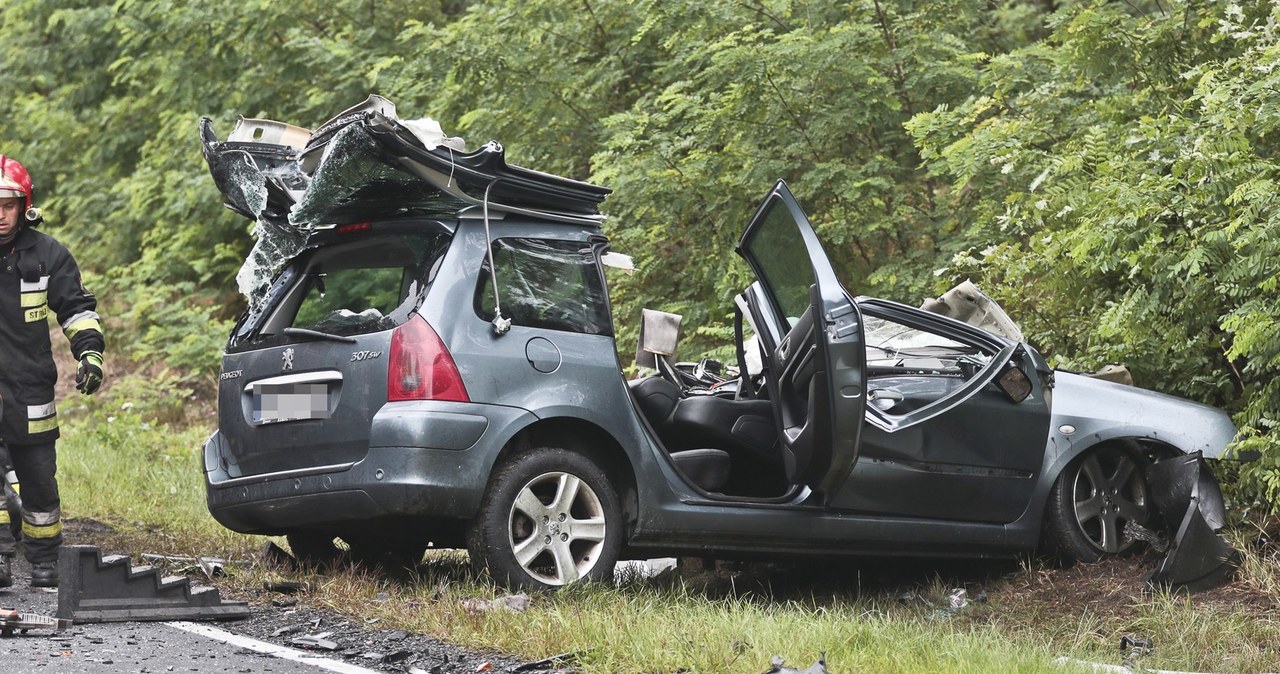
[235,221,309,306]
[288,118,468,228]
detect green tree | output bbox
[909,1,1280,502]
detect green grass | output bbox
[50,387,1280,673]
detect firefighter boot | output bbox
[0,555,11,588]
[30,561,57,588]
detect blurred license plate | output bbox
[252,383,330,424]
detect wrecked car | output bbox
[199,96,1240,590]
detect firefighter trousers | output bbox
[0,441,61,564]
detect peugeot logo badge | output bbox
[282,347,295,371]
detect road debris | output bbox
[264,580,310,594]
[0,608,72,636]
[1120,634,1154,669]
[272,623,304,637]
[513,651,583,672]
[461,593,530,613]
[261,541,298,568]
[1144,453,1241,592]
[289,631,339,651]
[141,553,245,579]
[765,654,828,674]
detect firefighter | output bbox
[0,155,104,588]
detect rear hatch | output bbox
[217,223,452,476]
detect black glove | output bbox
[76,351,104,395]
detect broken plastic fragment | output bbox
[402,117,466,152]
[1145,452,1241,592]
[1,608,72,637]
[461,593,530,613]
[766,654,828,674]
[920,280,1023,342]
[290,632,339,651]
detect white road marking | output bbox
[165,621,385,674]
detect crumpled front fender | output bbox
[1048,371,1238,460]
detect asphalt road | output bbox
[0,555,395,674]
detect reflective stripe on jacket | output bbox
[0,227,104,442]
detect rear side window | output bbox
[475,238,611,335]
[229,230,450,350]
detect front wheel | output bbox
[468,447,622,590]
[1044,446,1152,564]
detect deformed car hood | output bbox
[1050,371,1237,458]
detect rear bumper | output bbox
[203,402,534,535]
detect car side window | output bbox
[474,238,611,335]
[864,315,995,416]
[741,199,814,327]
[865,316,993,372]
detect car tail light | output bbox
[388,315,469,402]
[336,222,372,236]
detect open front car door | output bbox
[736,180,866,500]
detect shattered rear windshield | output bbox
[228,228,451,351]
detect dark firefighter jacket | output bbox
[0,227,104,443]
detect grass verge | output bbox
[50,387,1280,673]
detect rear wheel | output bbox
[1045,446,1152,564]
[468,447,622,590]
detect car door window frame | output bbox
[858,299,1023,432]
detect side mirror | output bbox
[996,363,1033,403]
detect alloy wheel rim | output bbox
[1071,451,1150,553]
[507,471,608,586]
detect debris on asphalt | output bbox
[290,632,340,651]
[271,597,300,608]
[462,593,530,613]
[272,623,304,637]
[0,608,72,637]
[765,654,828,674]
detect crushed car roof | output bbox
[200,94,611,229]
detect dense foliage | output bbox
[1,0,1276,502]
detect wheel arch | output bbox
[492,416,641,536]
[1012,433,1189,549]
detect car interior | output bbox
[626,298,1003,501]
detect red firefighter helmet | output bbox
[0,155,34,213]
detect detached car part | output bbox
[1144,452,1241,592]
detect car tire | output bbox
[286,532,343,568]
[468,447,622,590]
[1044,446,1152,564]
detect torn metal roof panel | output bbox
[200,95,610,229]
